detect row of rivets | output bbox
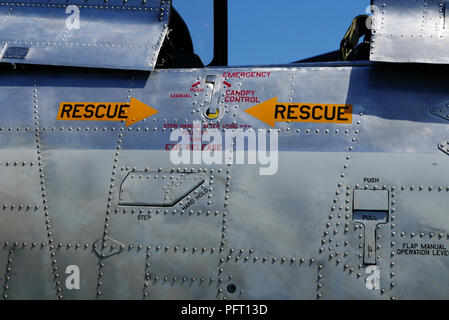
[97,77,135,297]
[33,80,63,299]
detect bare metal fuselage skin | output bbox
[1,0,449,300]
[0,61,449,300]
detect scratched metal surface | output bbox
[0,59,449,300]
[370,0,449,64]
[0,0,170,70]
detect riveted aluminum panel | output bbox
[119,69,214,151]
[0,0,170,70]
[5,247,55,299]
[215,67,365,132]
[107,158,225,249]
[356,65,449,153]
[318,263,390,299]
[99,250,146,299]
[344,153,449,195]
[390,189,449,236]
[219,254,318,300]
[390,235,449,299]
[225,152,347,259]
[42,150,116,244]
[0,71,35,148]
[124,67,366,152]
[2,60,449,300]
[370,0,449,64]
[106,113,228,247]
[108,205,223,249]
[0,206,46,244]
[143,248,220,299]
[0,149,36,165]
[57,247,98,299]
[0,156,42,206]
[29,70,133,244]
[35,69,134,149]
[205,67,366,152]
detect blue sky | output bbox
[173,0,369,66]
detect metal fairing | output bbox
[0,0,170,70]
[0,61,449,300]
[370,0,449,64]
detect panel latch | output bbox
[203,75,222,120]
[353,189,389,265]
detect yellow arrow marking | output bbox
[245,97,353,127]
[57,97,158,127]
